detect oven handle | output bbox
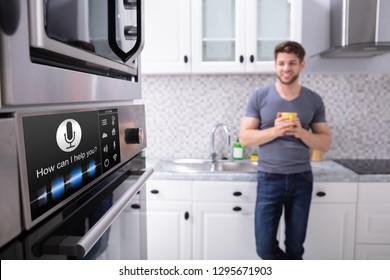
[75,167,154,258]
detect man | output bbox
[239,41,331,260]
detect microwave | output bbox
[0,0,145,107]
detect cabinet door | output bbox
[356,203,390,244]
[245,0,294,72]
[303,203,356,260]
[191,0,246,73]
[355,244,390,260]
[356,183,390,244]
[147,201,192,260]
[141,0,191,74]
[192,202,260,260]
[192,0,297,73]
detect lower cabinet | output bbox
[192,202,258,260]
[146,179,360,260]
[303,203,356,259]
[146,180,192,260]
[303,182,357,260]
[355,182,390,260]
[355,244,390,260]
[279,182,358,260]
[192,180,259,260]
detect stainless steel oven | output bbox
[0,0,153,259]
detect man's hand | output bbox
[274,112,296,137]
[285,117,305,138]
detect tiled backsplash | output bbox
[141,74,390,160]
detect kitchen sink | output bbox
[211,160,258,172]
[155,159,258,173]
[156,159,211,173]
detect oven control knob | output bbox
[125,128,144,144]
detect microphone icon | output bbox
[64,121,76,149]
[57,119,81,152]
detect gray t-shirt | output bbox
[245,84,326,174]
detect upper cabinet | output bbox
[141,0,191,74]
[141,0,302,75]
[191,0,301,73]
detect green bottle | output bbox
[232,138,245,160]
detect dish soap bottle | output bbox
[232,138,245,160]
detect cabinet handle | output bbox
[130,204,140,209]
[233,191,242,197]
[150,189,159,194]
[233,206,242,212]
[316,191,326,197]
[239,55,244,63]
[250,55,255,63]
[184,211,190,220]
[184,55,189,63]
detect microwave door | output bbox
[29,0,144,75]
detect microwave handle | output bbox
[41,167,154,259]
[0,0,20,35]
[108,0,145,62]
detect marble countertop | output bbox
[146,159,390,182]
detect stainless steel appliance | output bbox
[0,0,153,259]
[320,0,390,58]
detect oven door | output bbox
[0,157,153,260]
[17,105,147,230]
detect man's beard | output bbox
[277,73,299,85]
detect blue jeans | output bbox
[255,171,313,260]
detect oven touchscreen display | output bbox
[23,109,121,221]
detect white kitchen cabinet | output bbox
[355,182,390,260]
[279,182,358,259]
[142,0,302,74]
[191,0,302,73]
[192,180,260,260]
[355,245,390,260]
[141,0,191,74]
[304,182,357,260]
[146,180,192,259]
[193,180,358,260]
[146,178,361,260]
[303,203,356,259]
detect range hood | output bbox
[320,0,390,58]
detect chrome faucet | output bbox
[210,123,231,163]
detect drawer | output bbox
[146,180,192,201]
[193,181,256,202]
[358,183,390,203]
[311,182,358,203]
